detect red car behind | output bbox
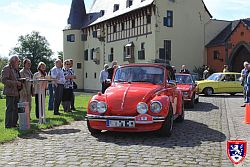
[175,73,199,108]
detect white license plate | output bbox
[106,120,135,128]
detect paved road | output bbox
[0,95,249,167]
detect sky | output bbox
[0,0,250,58]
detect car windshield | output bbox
[114,66,164,84]
[206,73,223,81]
[176,75,193,84]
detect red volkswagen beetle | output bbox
[86,64,184,137]
[175,73,199,108]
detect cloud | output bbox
[0,1,70,58]
[204,0,250,20]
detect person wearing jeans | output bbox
[50,59,65,115]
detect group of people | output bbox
[1,55,77,128]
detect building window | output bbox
[84,49,88,61]
[241,32,244,36]
[94,72,97,79]
[113,25,117,33]
[113,4,119,12]
[127,0,133,7]
[108,48,114,62]
[132,19,135,28]
[213,51,220,60]
[164,40,171,60]
[92,31,97,38]
[85,72,88,78]
[159,40,171,61]
[90,48,95,60]
[164,10,173,27]
[76,63,81,69]
[138,43,145,60]
[146,15,151,24]
[100,10,105,16]
[121,22,125,31]
[81,34,87,41]
[67,34,75,42]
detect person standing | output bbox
[19,58,33,113]
[180,65,190,74]
[33,62,48,120]
[203,66,210,80]
[1,55,22,128]
[223,65,229,72]
[50,59,65,115]
[62,60,76,112]
[107,61,118,79]
[69,59,76,111]
[241,62,249,107]
[47,69,54,110]
[99,64,109,94]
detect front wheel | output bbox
[203,87,213,96]
[87,120,102,135]
[188,95,195,108]
[158,104,173,137]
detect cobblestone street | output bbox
[0,95,249,167]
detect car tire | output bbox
[195,95,199,103]
[158,104,173,137]
[87,120,102,135]
[188,95,195,108]
[176,100,184,123]
[204,87,213,96]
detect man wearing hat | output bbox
[99,64,109,94]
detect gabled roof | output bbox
[84,0,154,27]
[206,19,250,47]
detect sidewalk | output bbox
[225,95,250,166]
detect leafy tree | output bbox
[57,51,63,60]
[10,31,55,73]
[0,57,8,73]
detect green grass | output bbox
[0,94,92,143]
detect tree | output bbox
[10,31,55,73]
[0,57,8,73]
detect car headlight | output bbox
[150,101,162,113]
[89,100,98,112]
[137,102,148,114]
[97,101,107,113]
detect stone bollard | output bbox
[18,102,30,130]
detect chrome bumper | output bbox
[86,114,165,122]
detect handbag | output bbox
[73,81,78,89]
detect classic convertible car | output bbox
[197,72,242,96]
[175,73,199,108]
[86,63,184,137]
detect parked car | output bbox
[196,72,242,96]
[86,63,184,137]
[175,73,199,108]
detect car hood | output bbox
[177,84,191,91]
[105,83,162,115]
[196,80,216,84]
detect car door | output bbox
[217,74,236,93]
[233,74,243,92]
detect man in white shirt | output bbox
[50,59,65,115]
[99,64,109,93]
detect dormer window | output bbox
[127,0,133,8]
[100,10,105,16]
[113,4,119,12]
